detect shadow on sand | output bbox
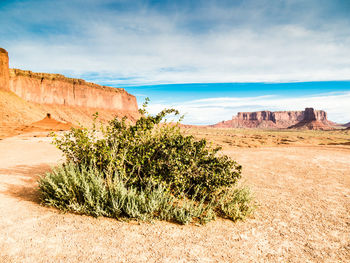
[0,164,53,204]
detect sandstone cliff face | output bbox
[0,88,139,139]
[0,49,9,91]
[0,48,138,115]
[8,69,138,112]
[213,108,333,130]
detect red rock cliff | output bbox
[0,48,10,91]
[8,69,138,112]
[0,48,138,114]
[213,108,332,129]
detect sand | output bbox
[0,133,349,262]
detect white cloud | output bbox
[1,0,349,84]
[2,0,350,126]
[6,20,350,84]
[147,92,350,125]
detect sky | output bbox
[0,0,350,124]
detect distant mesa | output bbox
[343,122,350,128]
[212,108,338,130]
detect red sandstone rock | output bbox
[17,115,76,133]
[288,120,331,130]
[288,108,335,130]
[0,48,9,91]
[0,48,138,114]
[213,108,336,130]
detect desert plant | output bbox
[39,163,216,224]
[40,99,253,224]
[216,186,255,221]
[52,100,242,200]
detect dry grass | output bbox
[182,126,350,149]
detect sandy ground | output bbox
[0,133,349,262]
[183,126,350,149]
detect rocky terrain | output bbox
[16,114,76,134]
[0,48,139,138]
[213,107,338,130]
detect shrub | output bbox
[40,100,254,224]
[39,163,216,224]
[53,104,242,199]
[216,187,255,221]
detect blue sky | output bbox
[1,0,350,124]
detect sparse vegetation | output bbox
[38,99,254,224]
[181,127,350,149]
[38,163,216,224]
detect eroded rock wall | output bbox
[0,48,10,91]
[213,108,331,129]
[8,69,138,112]
[0,47,138,114]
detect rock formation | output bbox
[0,48,138,114]
[288,108,334,130]
[213,108,335,130]
[0,48,9,91]
[8,69,138,112]
[0,47,140,138]
[17,114,76,133]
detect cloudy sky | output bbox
[1,0,350,124]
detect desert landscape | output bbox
[0,128,349,262]
[1,46,350,262]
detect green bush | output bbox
[40,100,253,224]
[53,104,242,199]
[39,163,216,224]
[217,187,255,221]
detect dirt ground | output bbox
[0,132,349,262]
[183,126,350,149]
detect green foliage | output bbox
[216,187,255,221]
[39,163,216,224]
[53,103,242,200]
[40,100,254,224]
